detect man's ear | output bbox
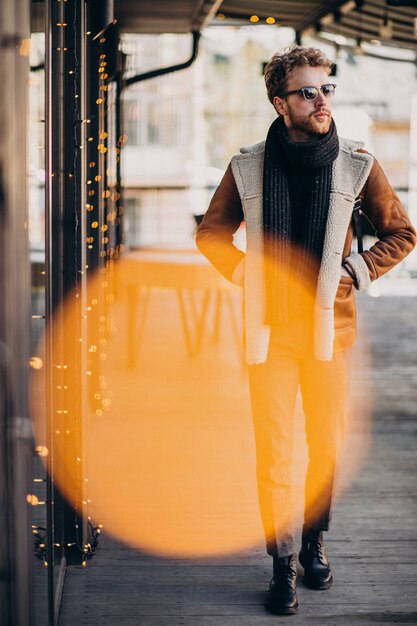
[273,96,287,116]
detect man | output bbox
[196,46,416,615]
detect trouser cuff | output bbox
[266,534,295,559]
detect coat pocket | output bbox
[334,277,356,332]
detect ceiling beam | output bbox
[192,0,225,30]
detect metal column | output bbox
[0,0,32,624]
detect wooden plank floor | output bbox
[58,293,417,626]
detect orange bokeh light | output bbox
[30,245,373,557]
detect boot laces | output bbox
[273,559,297,587]
[310,538,326,563]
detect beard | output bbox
[286,106,332,138]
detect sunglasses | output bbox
[277,83,336,101]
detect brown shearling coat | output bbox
[196,149,416,355]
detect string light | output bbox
[32,526,48,565]
[29,356,43,369]
[32,1,109,571]
[41,3,121,567]
[35,446,48,457]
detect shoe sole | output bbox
[299,551,333,590]
[303,573,333,590]
[265,602,299,615]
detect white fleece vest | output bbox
[230,138,374,364]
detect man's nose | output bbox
[315,89,327,105]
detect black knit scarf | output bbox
[263,116,339,324]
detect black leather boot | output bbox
[299,525,333,590]
[265,554,298,615]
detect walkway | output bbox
[58,292,417,626]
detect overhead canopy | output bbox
[115,0,417,51]
[114,0,223,33]
[217,0,417,50]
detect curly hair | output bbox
[264,46,333,104]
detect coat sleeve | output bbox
[195,163,245,284]
[342,155,416,291]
